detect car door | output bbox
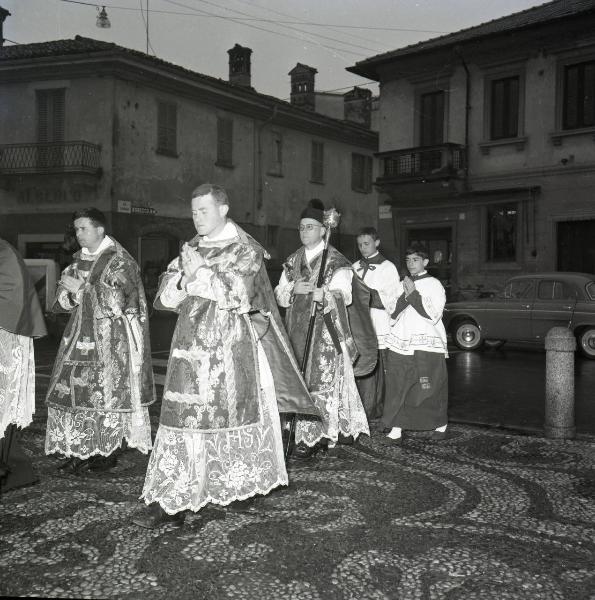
[491,278,535,340]
[531,279,576,340]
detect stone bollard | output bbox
[544,327,576,439]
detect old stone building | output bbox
[0,36,378,297]
[349,0,595,299]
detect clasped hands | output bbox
[180,243,205,284]
[402,276,416,297]
[59,274,84,294]
[294,280,324,303]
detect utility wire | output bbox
[230,0,391,48]
[161,0,370,58]
[59,0,448,34]
[177,0,383,54]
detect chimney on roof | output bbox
[228,44,252,88]
[289,63,317,111]
[0,6,11,48]
[344,87,372,129]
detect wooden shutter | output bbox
[157,101,177,154]
[217,117,233,166]
[420,91,444,146]
[491,76,519,139]
[311,141,324,182]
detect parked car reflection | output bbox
[444,272,595,359]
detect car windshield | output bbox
[587,282,595,300]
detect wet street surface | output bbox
[1,332,594,599]
[448,344,595,436]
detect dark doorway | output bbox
[405,226,453,298]
[139,233,180,306]
[557,220,595,274]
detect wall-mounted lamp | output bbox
[96,6,110,28]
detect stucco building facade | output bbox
[349,0,595,299]
[0,36,378,296]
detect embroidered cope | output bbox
[275,244,369,447]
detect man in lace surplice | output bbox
[274,200,369,459]
[134,184,317,528]
[45,208,155,474]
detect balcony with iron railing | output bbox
[376,143,465,184]
[0,141,102,176]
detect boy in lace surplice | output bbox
[134,184,316,528]
[45,208,155,474]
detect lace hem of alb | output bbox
[295,348,370,448]
[140,383,288,515]
[0,331,35,440]
[44,406,152,459]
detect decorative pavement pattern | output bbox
[1,352,595,599]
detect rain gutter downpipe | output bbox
[455,46,471,192]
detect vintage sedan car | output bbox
[443,272,595,358]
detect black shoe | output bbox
[132,504,186,529]
[338,434,354,445]
[88,454,118,472]
[59,457,91,474]
[379,435,403,446]
[431,430,448,441]
[292,442,320,460]
[0,461,10,479]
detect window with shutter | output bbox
[351,153,372,193]
[268,131,283,175]
[490,76,519,139]
[563,60,595,130]
[311,141,324,183]
[216,117,233,167]
[157,101,177,156]
[36,88,65,168]
[420,91,445,146]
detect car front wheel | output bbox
[578,328,595,359]
[453,321,483,351]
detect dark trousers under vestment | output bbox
[356,349,387,421]
[381,350,448,431]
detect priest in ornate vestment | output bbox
[134,184,316,528]
[0,238,47,492]
[275,200,369,459]
[45,208,155,474]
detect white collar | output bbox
[81,236,114,256]
[305,240,325,262]
[363,252,379,260]
[203,221,237,241]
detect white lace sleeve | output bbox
[159,274,188,309]
[378,262,402,316]
[328,268,353,306]
[274,270,294,308]
[421,279,446,324]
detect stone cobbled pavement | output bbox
[1,347,594,600]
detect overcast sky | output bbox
[4,0,548,99]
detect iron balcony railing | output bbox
[0,141,102,175]
[377,143,465,182]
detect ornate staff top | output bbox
[323,208,341,230]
